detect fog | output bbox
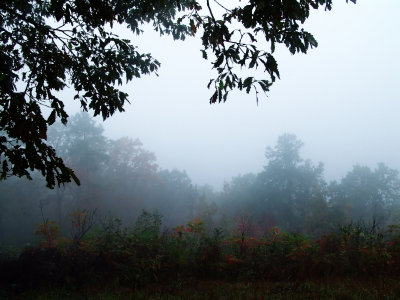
[56,0,396,190]
[3,1,400,296]
[1,0,400,245]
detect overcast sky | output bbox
[65,0,400,190]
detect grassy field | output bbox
[2,212,400,299]
[2,278,400,300]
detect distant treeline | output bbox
[1,112,399,247]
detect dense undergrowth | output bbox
[3,279,400,299]
[1,210,400,296]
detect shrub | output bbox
[4,213,400,292]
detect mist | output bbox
[0,0,398,242]
[89,0,399,190]
[3,0,400,297]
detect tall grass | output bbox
[1,210,400,297]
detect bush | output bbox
[3,213,400,292]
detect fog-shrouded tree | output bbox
[218,134,327,234]
[0,0,355,187]
[0,113,110,244]
[44,112,109,222]
[155,169,199,226]
[107,137,158,178]
[0,112,183,245]
[101,136,160,221]
[0,176,47,247]
[49,112,108,173]
[254,134,326,232]
[220,173,257,216]
[328,163,400,228]
[194,192,218,232]
[46,113,164,221]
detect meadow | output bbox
[1,210,400,299]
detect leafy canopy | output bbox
[0,0,355,187]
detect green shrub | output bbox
[4,213,400,292]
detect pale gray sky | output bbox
[65,0,400,190]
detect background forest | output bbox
[1,112,399,248]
